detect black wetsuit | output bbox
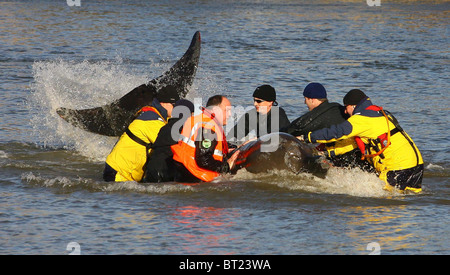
[227,106,290,144]
[282,100,348,136]
[282,101,374,172]
[143,117,184,183]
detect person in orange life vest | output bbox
[300,89,424,193]
[103,86,180,182]
[171,95,240,183]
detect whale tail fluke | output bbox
[56,31,201,137]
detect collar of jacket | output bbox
[353,97,378,116]
[151,98,169,121]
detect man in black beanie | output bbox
[343,89,367,109]
[103,85,180,182]
[227,84,290,144]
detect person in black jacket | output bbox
[283,83,373,171]
[143,99,195,183]
[227,85,290,145]
[283,83,348,136]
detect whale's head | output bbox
[280,134,330,178]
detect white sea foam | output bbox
[231,166,392,198]
[426,163,444,170]
[21,172,196,194]
[0,151,7,159]
[27,57,213,162]
[100,181,195,194]
[27,59,153,162]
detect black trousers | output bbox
[173,161,202,183]
[386,164,424,190]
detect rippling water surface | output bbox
[0,0,449,254]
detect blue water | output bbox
[0,0,449,255]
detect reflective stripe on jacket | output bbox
[172,110,228,182]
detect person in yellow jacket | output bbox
[103,86,180,182]
[301,89,424,193]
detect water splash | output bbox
[231,167,392,198]
[21,171,196,194]
[0,150,8,159]
[28,58,150,162]
[27,57,215,162]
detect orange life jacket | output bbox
[171,109,228,182]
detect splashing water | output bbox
[27,58,214,162]
[26,59,409,198]
[28,59,157,161]
[231,167,394,198]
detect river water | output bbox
[0,0,448,255]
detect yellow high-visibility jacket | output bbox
[105,99,168,182]
[306,97,423,182]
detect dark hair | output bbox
[206,95,224,107]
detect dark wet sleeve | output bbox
[194,127,230,173]
[309,121,354,143]
[226,112,250,142]
[278,108,291,131]
[282,113,310,136]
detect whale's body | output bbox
[234,133,330,178]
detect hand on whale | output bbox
[56,31,201,136]
[233,132,330,178]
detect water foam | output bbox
[21,172,195,194]
[231,167,392,198]
[0,151,7,159]
[27,58,212,162]
[101,181,195,194]
[28,59,150,162]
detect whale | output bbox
[56,31,201,136]
[232,132,330,178]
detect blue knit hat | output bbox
[303,83,327,99]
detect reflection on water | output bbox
[0,0,448,255]
[337,205,426,254]
[169,206,241,255]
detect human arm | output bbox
[303,114,371,144]
[277,107,291,131]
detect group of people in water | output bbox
[103,83,424,193]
